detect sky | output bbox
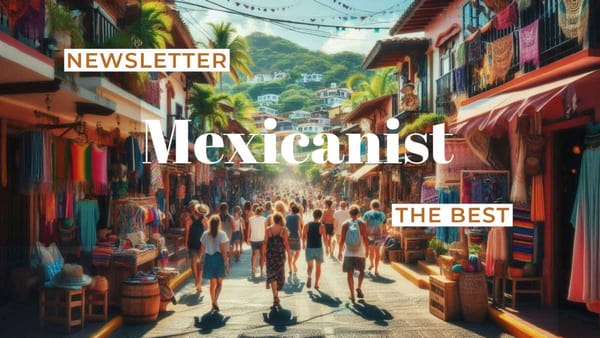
[175,0,413,55]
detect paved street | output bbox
[113,245,511,337]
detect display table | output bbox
[95,247,158,307]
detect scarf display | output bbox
[490,34,514,84]
[519,20,540,69]
[116,203,146,238]
[558,0,589,44]
[1,119,6,188]
[568,142,600,312]
[454,65,467,94]
[91,144,108,195]
[19,131,44,193]
[124,136,143,177]
[493,2,517,30]
[70,142,88,183]
[455,42,466,67]
[482,0,510,12]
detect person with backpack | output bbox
[362,199,386,276]
[338,204,369,302]
[302,209,325,289]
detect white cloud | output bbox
[320,28,383,54]
[185,10,274,44]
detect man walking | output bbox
[333,201,350,258]
[338,205,369,302]
[362,199,386,276]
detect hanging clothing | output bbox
[53,137,70,190]
[455,42,466,67]
[467,33,484,65]
[492,2,517,30]
[41,132,53,193]
[530,175,545,221]
[453,66,467,94]
[19,131,44,193]
[70,142,88,183]
[490,34,514,84]
[91,144,108,195]
[558,0,589,44]
[509,118,528,205]
[519,20,540,69]
[436,188,460,243]
[124,136,143,177]
[150,160,164,194]
[75,199,100,253]
[568,144,600,313]
[485,227,508,276]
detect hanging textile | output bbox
[75,199,100,253]
[420,177,438,203]
[150,160,164,193]
[0,0,30,25]
[467,33,484,65]
[70,142,88,183]
[568,123,600,312]
[509,118,528,206]
[436,187,460,243]
[558,0,589,44]
[519,20,540,69]
[15,0,44,45]
[492,2,517,30]
[436,139,489,188]
[53,137,70,190]
[453,66,467,94]
[91,144,108,195]
[511,219,537,263]
[455,42,466,67]
[41,132,54,193]
[490,34,514,84]
[530,175,545,221]
[485,227,508,276]
[124,136,143,177]
[116,203,146,238]
[19,131,44,193]
[482,0,510,12]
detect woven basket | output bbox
[458,272,488,323]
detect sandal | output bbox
[349,295,355,302]
[306,278,311,289]
[271,297,280,310]
[212,303,220,312]
[356,288,364,299]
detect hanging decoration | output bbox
[492,1,517,30]
[227,0,297,12]
[558,0,588,44]
[489,33,514,84]
[481,0,511,13]
[0,0,30,26]
[519,20,539,69]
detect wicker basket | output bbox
[458,272,488,323]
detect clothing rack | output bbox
[112,196,158,239]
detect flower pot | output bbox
[53,30,71,58]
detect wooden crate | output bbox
[404,249,426,264]
[389,249,404,263]
[429,275,460,321]
[404,238,427,250]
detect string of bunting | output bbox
[226,0,297,12]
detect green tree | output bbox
[108,1,173,48]
[203,22,253,85]
[322,64,350,87]
[345,67,398,108]
[189,84,230,135]
[229,93,257,132]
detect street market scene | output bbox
[0,0,599,337]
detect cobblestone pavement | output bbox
[113,245,512,337]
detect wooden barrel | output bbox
[121,281,160,323]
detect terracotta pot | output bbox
[53,30,71,58]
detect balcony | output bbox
[465,0,595,98]
[436,72,455,115]
[82,7,120,46]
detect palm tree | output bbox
[108,1,174,49]
[229,93,257,132]
[202,22,253,86]
[344,67,398,108]
[189,84,230,135]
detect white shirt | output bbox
[333,209,351,235]
[249,215,266,242]
[200,231,229,255]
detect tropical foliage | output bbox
[399,113,447,138]
[202,22,253,85]
[229,93,257,132]
[189,84,230,135]
[47,2,84,48]
[344,67,398,108]
[108,1,174,48]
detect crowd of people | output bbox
[180,183,391,312]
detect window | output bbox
[462,2,492,38]
[440,39,456,76]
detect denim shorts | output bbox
[305,247,324,263]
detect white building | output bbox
[249,73,273,84]
[296,73,322,84]
[273,71,289,80]
[308,117,331,128]
[315,83,352,107]
[257,106,278,115]
[297,122,324,134]
[288,110,312,120]
[257,94,279,105]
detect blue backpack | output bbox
[345,219,362,249]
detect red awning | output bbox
[453,70,600,134]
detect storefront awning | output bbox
[453,70,600,134]
[348,164,379,182]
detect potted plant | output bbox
[427,238,448,263]
[47,2,84,56]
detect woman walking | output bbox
[231,206,245,262]
[188,204,209,293]
[285,204,302,277]
[302,209,325,289]
[263,212,290,309]
[199,215,230,312]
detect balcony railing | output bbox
[466,0,590,97]
[0,4,48,55]
[83,7,120,46]
[436,72,455,115]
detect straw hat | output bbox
[401,82,415,94]
[195,203,209,215]
[51,264,91,289]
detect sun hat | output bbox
[195,203,209,215]
[51,264,92,289]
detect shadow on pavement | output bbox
[307,289,343,308]
[368,273,396,284]
[346,300,393,326]
[282,279,305,294]
[178,293,204,306]
[262,307,298,332]
[194,311,230,334]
